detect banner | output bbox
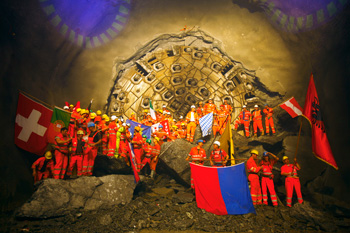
[303,74,338,169]
[199,113,213,137]
[219,120,235,165]
[15,93,53,155]
[279,97,303,118]
[150,100,157,120]
[47,107,71,144]
[190,163,255,215]
[126,119,152,139]
[128,142,140,183]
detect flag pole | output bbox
[294,116,303,160]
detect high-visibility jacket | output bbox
[196,107,205,117]
[132,132,143,149]
[239,110,251,121]
[222,104,232,114]
[178,128,187,138]
[259,159,276,178]
[189,146,206,165]
[252,110,263,121]
[71,138,87,154]
[204,103,217,115]
[55,133,70,154]
[263,107,274,119]
[210,149,228,164]
[281,164,299,178]
[246,157,261,174]
[186,111,199,123]
[152,144,161,157]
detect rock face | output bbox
[16,175,136,219]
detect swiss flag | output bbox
[15,93,53,155]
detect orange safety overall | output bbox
[260,160,278,206]
[246,157,262,205]
[53,133,70,179]
[252,110,264,135]
[67,138,86,177]
[132,132,143,172]
[281,164,303,207]
[263,107,276,134]
[234,110,251,137]
[107,122,117,157]
[186,112,198,142]
[84,131,99,176]
[150,144,161,171]
[210,149,228,167]
[189,146,206,189]
[32,157,54,183]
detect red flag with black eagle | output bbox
[303,74,338,169]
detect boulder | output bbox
[93,155,132,176]
[16,175,136,219]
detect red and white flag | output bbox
[279,97,303,118]
[303,74,338,170]
[15,93,53,155]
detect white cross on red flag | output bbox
[15,93,53,155]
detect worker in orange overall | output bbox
[131,126,143,172]
[263,104,276,135]
[259,151,279,206]
[150,137,161,178]
[85,122,101,176]
[76,109,88,133]
[186,105,199,142]
[116,123,131,165]
[176,116,186,128]
[169,125,180,141]
[217,105,228,134]
[141,139,153,176]
[252,104,264,137]
[281,156,303,207]
[186,139,207,189]
[129,112,137,122]
[95,110,102,125]
[246,149,262,205]
[100,117,109,155]
[222,100,232,122]
[234,105,251,137]
[209,141,228,167]
[204,99,217,115]
[53,127,72,179]
[32,151,54,183]
[196,101,205,118]
[107,115,118,157]
[67,130,86,177]
[178,123,187,139]
[212,114,220,137]
[152,124,168,145]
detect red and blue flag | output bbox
[190,162,255,215]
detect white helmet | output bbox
[214,141,220,147]
[63,106,69,110]
[120,118,124,122]
[111,115,117,121]
[254,104,258,108]
[179,116,183,119]
[242,105,247,108]
[162,104,166,108]
[191,105,196,108]
[122,123,126,127]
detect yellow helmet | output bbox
[102,114,108,119]
[250,149,259,156]
[76,108,81,113]
[143,109,149,113]
[96,110,102,115]
[69,104,74,108]
[134,126,141,132]
[45,151,52,160]
[77,130,84,135]
[282,156,289,161]
[172,125,178,129]
[157,109,163,113]
[105,117,110,122]
[90,112,96,119]
[131,112,135,115]
[181,123,186,126]
[154,137,160,142]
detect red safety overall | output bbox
[150,144,161,171]
[84,131,99,176]
[189,146,206,189]
[263,107,276,134]
[119,129,131,164]
[210,149,228,167]
[217,109,227,135]
[212,118,220,136]
[281,164,303,207]
[246,157,262,205]
[67,138,86,177]
[141,143,152,169]
[53,133,70,179]
[252,110,264,135]
[260,160,278,206]
[101,125,109,155]
[132,132,143,172]
[204,103,217,115]
[32,157,54,183]
[107,122,117,157]
[234,110,251,137]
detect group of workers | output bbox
[246,149,303,207]
[234,104,276,138]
